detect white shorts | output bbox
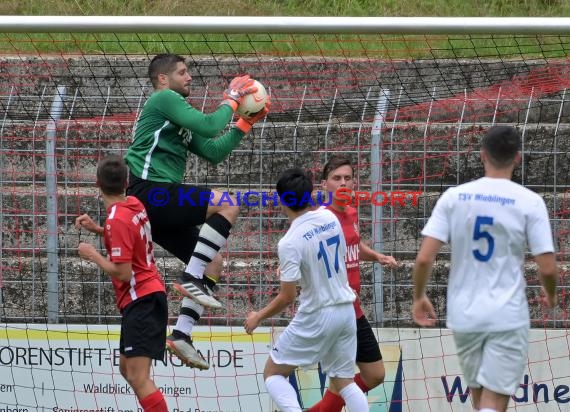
[270,303,356,378]
[453,327,529,395]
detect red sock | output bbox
[139,389,168,412]
[308,389,345,412]
[354,373,371,393]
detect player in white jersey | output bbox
[412,126,558,412]
[244,168,369,412]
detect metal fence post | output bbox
[46,86,66,323]
[371,89,389,326]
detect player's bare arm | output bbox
[359,240,398,268]
[534,252,558,308]
[244,281,296,334]
[75,214,104,235]
[412,236,443,326]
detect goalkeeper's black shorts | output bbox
[127,173,211,263]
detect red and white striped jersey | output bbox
[103,196,165,311]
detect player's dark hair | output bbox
[276,168,313,212]
[322,155,354,180]
[482,126,521,168]
[96,155,128,196]
[148,54,186,88]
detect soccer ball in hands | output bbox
[236,79,268,117]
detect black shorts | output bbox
[120,292,168,360]
[127,173,211,263]
[356,315,383,363]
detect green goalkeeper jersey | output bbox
[125,89,245,183]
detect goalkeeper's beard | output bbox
[169,81,190,97]
[174,85,190,97]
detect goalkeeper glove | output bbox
[221,75,257,111]
[235,96,271,133]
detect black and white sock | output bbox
[173,298,204,338]
[185,214,231,279]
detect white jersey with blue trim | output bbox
[278,208,356,314]
[422,176,554,332]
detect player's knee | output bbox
[208,199,239,223]
[361,368,385,389]
[370,372,385,388]
[223,202,240,221]
[121,368,135,386]
[122,369,147,391]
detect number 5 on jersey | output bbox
[318,234,341,278]
[473,215,494,262]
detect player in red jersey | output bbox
[76,155,168,412]
[307,156,398,412]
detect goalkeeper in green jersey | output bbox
[125,54,270,370]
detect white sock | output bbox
[339,382,368,411]
[264,375,302,412]
[174,298,204,336]
[479,409,497,412]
